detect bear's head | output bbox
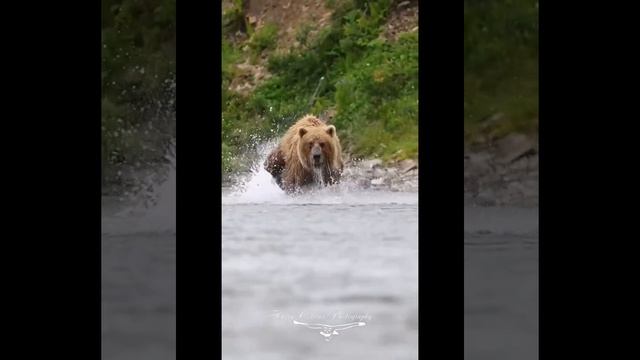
[297,125,338,170]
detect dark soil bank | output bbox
[465,133,538,207]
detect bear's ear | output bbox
[298,128,307,137]
[326,125,336,137]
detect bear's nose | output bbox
[313,154,321,160]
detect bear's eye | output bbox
[309,143,314,148]
[319,142,325,148]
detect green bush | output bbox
[222,0,247,34]
[464,0,538,139]
[248,23,279,60]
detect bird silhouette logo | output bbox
[293,320,367,341]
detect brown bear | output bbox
[264,114,344,193]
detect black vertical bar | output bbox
[177,2,222,359]
[419,0,463,358]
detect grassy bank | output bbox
[464,0,539,144]
[222,0,419,175]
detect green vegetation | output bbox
[102,0,176,185]
[464,0,538,143]
[100,0,537,182]
[248,23,279,61]
[222,0,418,174]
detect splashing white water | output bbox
[104,145,176,234]
[313,167,325,186]
[223,142,418,206]
[226,141,288,203]
[140,151,175,232]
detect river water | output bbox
[102,162,176,360]
[101,150,536,360]
[464,206,538,360]
[101,154,419,360]
[221,162,419,360]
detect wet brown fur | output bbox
[264,114,343,193]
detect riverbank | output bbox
[105,133,537,208]
[330,132,538,208]
[341,158,418,192]
[465,133,538,207]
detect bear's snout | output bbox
[311,145,324,167]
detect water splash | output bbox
[138,146,175,233]
[104,144,176,235]
[313,167,325,186]
[226,141,288,203]
[223,142,418,206]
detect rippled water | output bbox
[102,159,176,360]
[222,163,419,359]
[102,145,537,360]
[101,226,176,360]
[464,206,538,360]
